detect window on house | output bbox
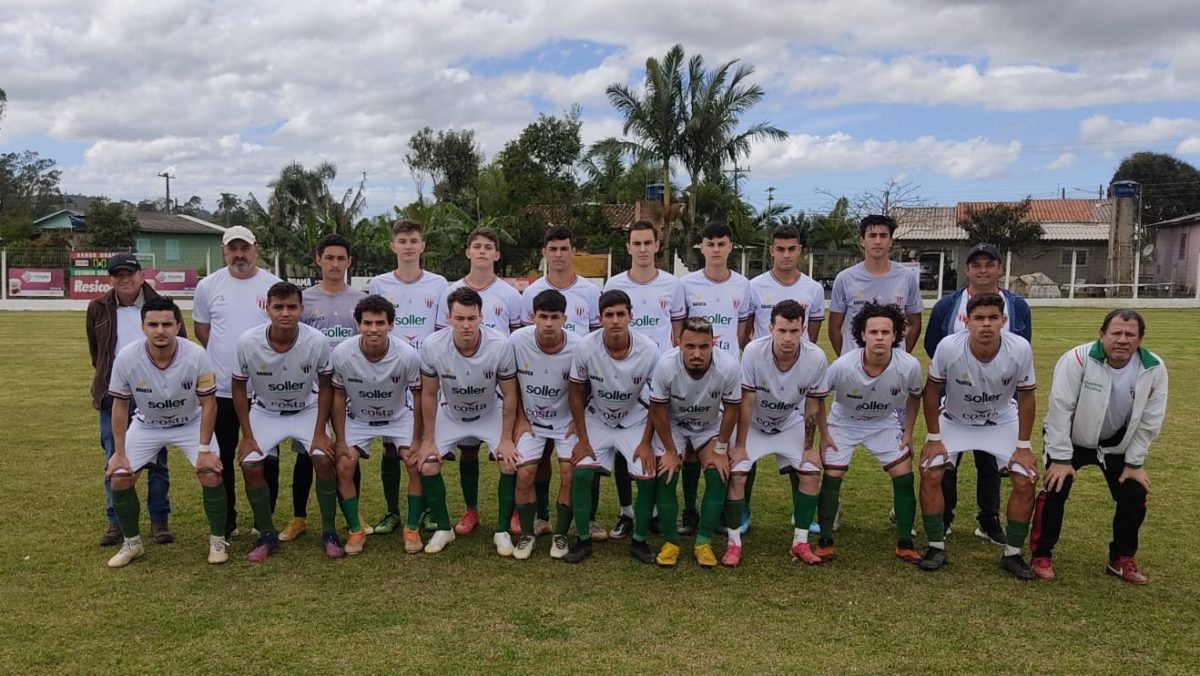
[1060,249,1086,266]
[1180,232,1188,261]
[135,238,151,254]
[165,239,180,261]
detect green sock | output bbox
[316,478,338,534]
[724,498,746,531]
[633,477,657,542]
[339,495,362,532]
[535,480,550,521]
[572,469,595,540]
[818,475,843,537]
[589,472,600,521]
[891,473,917,542]
[923,513,945,543]
[496,473,516,533]
[405,494,425,529]
[1005,519,1031,549]
[555,502,573,536]
[460,458,480,510]
[246,482,276,536]
[112,486,141,538]
[420,474,451,530]
[697,468,726,546]
[743,463,758,509]
[517,502,536,537]
[681,460,701,511]
[656,473,680,545]
[793,489,819,532]
[380,456,402,516]
[201,484,228,537]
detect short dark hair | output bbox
[851,301,905,348]
[700,221,733,241]
[267,281,303,304]
[771,224,802,244]
[965,291,1005,316]
[598,289,632,314]
[354,294,396,325]
[391,218,424,237]
[628,220,658,242]
[770,299,804,323]
[316,233,352,258]
[141,296,183,324]
[467,226,500,249]
[532,289,567,315]
[681,316,713,336]
[1101,308,1146,337]
[543,225,573,247]
[859,214,897,237]
[446,286,483,313]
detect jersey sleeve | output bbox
[196,350,218,396]
[507,291,524,331]
[108,356,132,399]
[928,343,948,383]
[316,339,333,376]
[192,279,211,323]
[435,287,451,329]
[807,354,830,397]
[406,353,422,392]
[828,273,848,314]
[740,349,758,392]
[497,340,517,380]
[721,361,743,404]
[648,358,672,403]
[330,351,346,390]
[569,348,589,384]
[519,289,534,327]
[817,359,838,399]
[1015,339,1037,391]
[738,285,755,321]
[587,285,601,331]
[670,281,687,320]
[419,342,438,378]
[367,276,381,296]
[904,271,923,315]
[904,358,924,395]
[232,337,249,381]
[808,284,826,321]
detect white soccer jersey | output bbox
[740,335,829,434]
[829,262,923,355]
[109,338,217,428]
[521,274,600,336]
[439,277,524,335]
[603,270,686,347]
[649,347,742,433]
[331,334,421,424]
[302,285,366,346]
[420,326,516,423]
[510,325,579,437]
[823,348,923,424]
[367,270,449,350]
[749,271,825,340]
[234,323,332,414]
[682,270,754,356]
[192,267,280,397]
[570,329,659,429]
[928,331,1036,425]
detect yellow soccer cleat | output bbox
[656,542,680,567]
[279,517,307,542]
[694,543,718,568]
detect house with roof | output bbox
[1148,211,1200,294]
[32,210,227,273]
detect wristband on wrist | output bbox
[199,443,212,453]
[925,433,942,442]
[1016,440,1032,449]
[714,442,728,456]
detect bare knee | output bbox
[312,454,335,480]
[196,469,222,489]
[111,472,136,492]
[241,461,265,486]
[420,457,442,477]
[336,454,358,478]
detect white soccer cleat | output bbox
[207,536,230,565]
[494,532,515,557]
[550,534,569,559]
[513,535,536,560]
[107,538,145,568]
[424,529,456,554]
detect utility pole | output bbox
[157,170,175,213]
[766,186,776,227]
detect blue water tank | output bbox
[645,183,664,202]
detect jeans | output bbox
[100,396,171,524]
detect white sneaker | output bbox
[424,529,456,554]
[588,520,608,542]
[207,536,229,565]
[550,534,569,559]
[513,535,535,560]
[494,532,515,557]
[362,523,374,536]
[107,538,145,568]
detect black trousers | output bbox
[1031,445,1147,561]
[941,450,1002,526]
[215,397,280,533]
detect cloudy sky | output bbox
[2,0,1198,217]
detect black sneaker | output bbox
[1000,553,1037,581]
[918,546,949,571]
[679,507,700,536]
[975,515,1005,545]
[608,515,634,540]
[563,538,593,564]
[630,540,655,564]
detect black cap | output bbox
[966,243,1002,262]
[107,253,141,274]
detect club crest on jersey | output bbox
[256,296,269,312]
[1002,375,1013,386]
[391,374,403,383]
[484,369,495,380]
[425,297,435,308]
[733,298,741,310]
[562,369,571,381]
[632,375,643,386]
[576,306,586,317]
[709,389,721,400]
[891,386,902,396]
[301,364,312,374]
[659,297,670,310]
[494,305,503,316]
[181,379,194,391]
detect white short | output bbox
[923,416,1028,476]
[823,420,910,472]
[123,418,217,472]
[654,425,719,457]
[576,418,651,478]
[242,406,327,463]
[344,411,415,458]
[433,405,503,458]
[516,431,576,465]
[733,424,810,475]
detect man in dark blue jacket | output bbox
[923,243,1032,544]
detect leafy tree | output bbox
[0,150,63,242]
[214,192,245,226]
[496,108,583,207]
[807,197,858,251]
[86,199,140,250]
[958,197,1044,254]
[1111,152,1200,225]
[840,179,925,218]
[179,195,204,216]
[404,127,484,208]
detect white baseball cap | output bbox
[222,225,257,245]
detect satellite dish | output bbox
[1142,243,1155,257]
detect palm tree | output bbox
[215,192,241,226]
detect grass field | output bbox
[1,308,1198,675]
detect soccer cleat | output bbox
[975,515,1005,545]
[790,541,823,565]
[694,543,718,568]
[322,532,346,559]
[279,517,308,542]
[895,545,923,564]
[362,523,374,535]
[1000,553,1036,581]
[563,538,593,564]
[630,540,655,564]
[207,536,230,564]
[1106,557,1149,585]
[814,539,836,561]
[509,513,522,537]
[534,519,552,536]
[656,542,680,567]
[372,513,400,535]
[150,521,175,545]
[345,530,366,556]
[107,539,145,568]
[1031,556,1056,580]
[424,529,456,554]
[721,543,743,568]
[402,527,424,554]
[100,523,122,547]
[550,534,570,559]
[739,510,751,535]
[588,520,609,542]
[494,532,515,557]
[453,509,480,536]
[246,533,280,563]
[608,515,633,540]
[918,546,948,571]
[679,507,700,536]
[513,535,536,560]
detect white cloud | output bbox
[1078,115,1200,156]
[1178,137,1200,155]
[1045,152,1075,170]
[751,133,1021,179]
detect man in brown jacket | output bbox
[87,253,177,546]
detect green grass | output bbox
[1,309,1197,675]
